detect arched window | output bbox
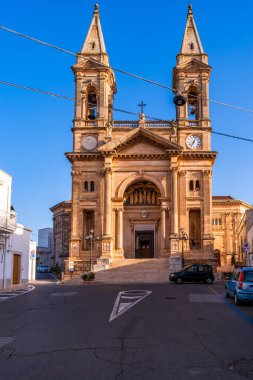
[90,181,95,192]
[189,180,194,191]
[188,91,199,120]
[195,180,200,191]
[87,88,97,120]
[84,181,89,192]
[124,181,161,206]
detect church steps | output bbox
[94,258,171,283]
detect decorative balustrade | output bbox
[113,120,173,128]
[113,121,138,128]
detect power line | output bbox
[0,78,252,144]
[1,24,253,114]
[212,131,253,143]
[0,80,75,101]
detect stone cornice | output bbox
[182,151,218,160]
[65,152,103,163]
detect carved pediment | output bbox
[119,140,167,155]
[98,127,182,156]
[176,58,211,71]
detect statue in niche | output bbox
[106,122,112,137]
[147,191,151,204]
[151,192,156,204]
[139,191,143,204]
[143,191,147,204]
[129,193,134,205]
[134,191,139,204]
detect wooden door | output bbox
[135,232,154,258]
[12,254,21,284]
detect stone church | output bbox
[51,4,252,274]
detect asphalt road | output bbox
[0,280,252,380]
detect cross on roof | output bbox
[138,101,146,114]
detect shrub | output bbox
[81,272,95,281]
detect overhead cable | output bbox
[0,78,252,144]
[1,25,253,114]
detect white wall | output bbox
[0,169,11,216]
[0,223,32,290]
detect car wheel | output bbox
[225,287,230,298]
[206,277,213,284]
[176,277,183,284]
[234,293,241,306]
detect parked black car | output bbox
[169,264,214,284]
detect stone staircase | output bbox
[94,258,171,284]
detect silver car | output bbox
[225,267,253,305]
[37,265,51,273]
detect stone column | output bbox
[171,168,179,235]
[161,207,166,250]
[75,75,82,119]
[104,168,112,236]
[69,170,81,256]
[203,169,214,255]
[116,208,123,250]
[179,170,187,232]
[203,170,212,236]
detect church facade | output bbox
[62,4,220,275]
[62,5,217,271]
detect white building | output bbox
[0,169,34,290]
[37,227,53,267]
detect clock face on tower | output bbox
[185,135,202,150]
[81,135,97,151]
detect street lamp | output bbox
[179,227,188,268]
[85,228,94,272]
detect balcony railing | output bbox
[0,211,16,234]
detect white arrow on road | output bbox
[109,290,152,322]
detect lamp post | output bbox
[85,228,94,272]
[179,227,188,268]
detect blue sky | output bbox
[1,0,253,240]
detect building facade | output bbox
[212,196,252,270]
[237,209,253,268]
[50,201,71,269]
[36,227,53,268]
[62,4,219,275]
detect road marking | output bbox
[225,300,253,325]
[109,290,152,322]
[208,285,220,295]
[0,285,35,302]
[51,292,77,297]
[0,337,14,347]
[189,294,224,303]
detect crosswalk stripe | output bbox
[0,285,35,302]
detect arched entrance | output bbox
[123,180,161,259]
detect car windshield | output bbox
[244,271,253,282]
[182,265,192,271]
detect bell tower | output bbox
[72,3,116,126]
[171,5,217,266]
[173,4,212,150]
